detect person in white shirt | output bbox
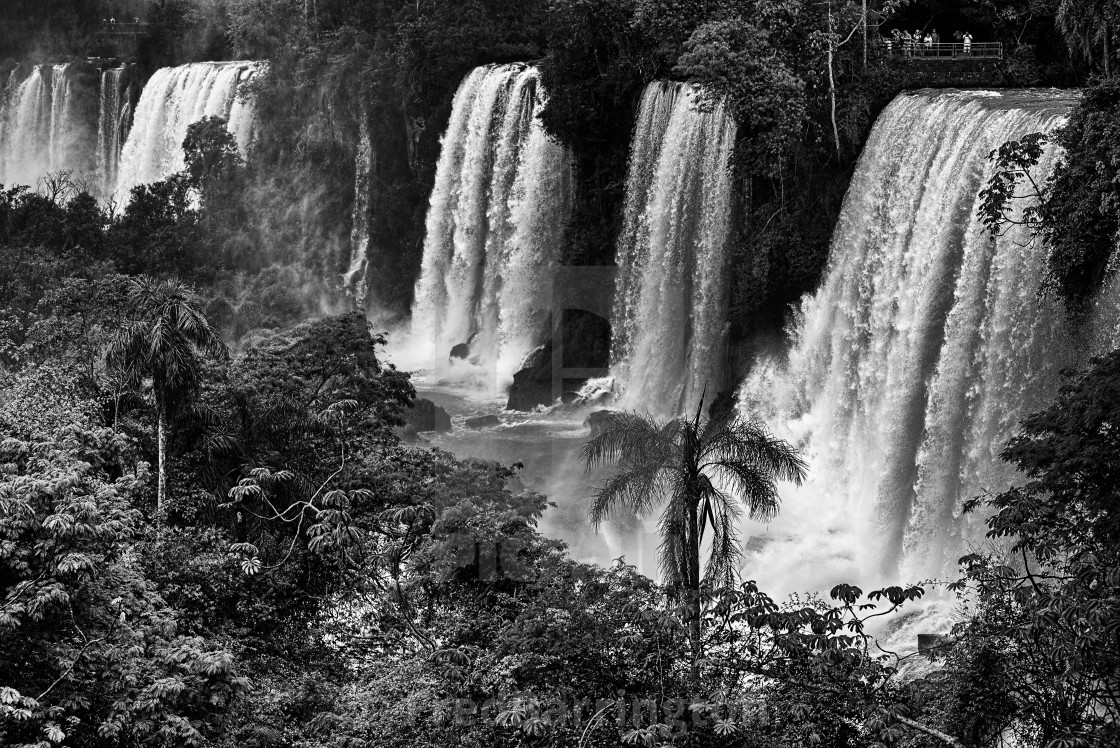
[963,32,973,55]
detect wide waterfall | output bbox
[114,61,261,202]
[610,81,737,417]
[737,89,1090,592]
[0,63,97,189]
[408,63,573,386]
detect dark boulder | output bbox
[407,398,452,432]
[465,414,501,429]
[505,311,611,411]
[507,359,553,411]
[450,342,470,360]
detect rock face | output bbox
[407,398,452,432]
[449,342,470,360]
[465,414,501,429]
[505,310,611,411]
[506,354,553,412]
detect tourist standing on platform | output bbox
[963,31,973,55]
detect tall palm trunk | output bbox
[157,395,167,516]
[1105,23,1112,77]
[687,498,701,685]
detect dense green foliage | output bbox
[981,76,1120,313]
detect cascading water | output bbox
[96,65,134,198]
[114,61,261,202]
[736,90,1094,593]
[346,111,373,304]
[609,81,737,417]
[0,63,96,189]
[408,63,573,386]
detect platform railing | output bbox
[881,41,1003,60]
[97,22,149,34]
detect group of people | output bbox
[882,28,974,57]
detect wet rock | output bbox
[450,342,470,360]
[465,414,501,429]
[407,398,452,433]
[560,391,581,405]
[505,311,611,411]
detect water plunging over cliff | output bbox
[96,65,135,198]
[737,90,1088,591]
[114,61,260,202]
[0,64,96,189]
[609,81,737,417]
[407,64,573,387]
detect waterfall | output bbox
[610,81,738,417]
[409,63,573,384]
[114,61,261,203]
[346,111,373,304]
[97,65,134,198]
[737,89,1089,591]
[0,64,96,189]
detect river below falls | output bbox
[411,383,660,576]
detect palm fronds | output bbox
[582,400,806,589]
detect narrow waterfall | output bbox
[409,63,573,384]
[610,81,737,417]
[114,61,261,202]
[737,90,1087,591]
[0,64,96,189]
[346,111,373,304]
[97,65,134,198]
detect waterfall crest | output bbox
[737,89,1090,590]
[610,81,737,417]
[1,64,96,189]
[409,64,573,384]
[114,61,261,203]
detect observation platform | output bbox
[91,22,149,58]
[883,42,1003,60]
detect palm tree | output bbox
[582,398,806,675]
[108,277,227,515]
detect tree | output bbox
[108,277,227,515]
[1057,0,1116,75]
[183,115,244,197]
[582,400,805,678]
[0,428,247,746]
[898,350,1120,748]
[980,79,1120,313]
[675,17,808,174]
